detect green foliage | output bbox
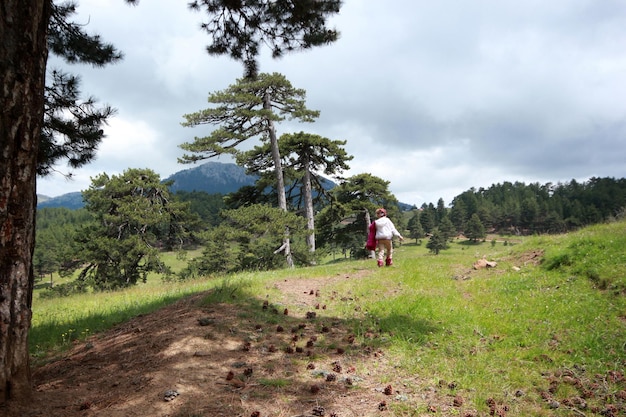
[240,131,352,212]
[407,210,425,243]
[541,221,626,293]
[316,173,402,257]
[450,177,626,235]
[240,130,353,252]
[39,280,88,299]
[188,0,341,77]
[426,228,447,254]
[438,215,456,241]
[465,213,486,241]
[173,190,226,227]
[180,72,319,163]
[179,204,310,277]
[419,205,435,233]
[34,207,91,279]
[63,168,201,291]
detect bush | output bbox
[39,281,89,299]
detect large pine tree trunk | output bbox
[364,209,375,258]
[263,94,293,268]
[0,0,50,405]
[302,162,315,253]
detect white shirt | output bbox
[374,216,402,240]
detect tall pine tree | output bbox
[180,73,319,266]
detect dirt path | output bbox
[8,271,461,417]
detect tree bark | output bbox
[364,209,375,258]
[263,93,293,268]
[0,0,51,405]
[302,157,315,253]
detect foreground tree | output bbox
[61,169,199,290]
[180,73,319,266]
[1,1,52,405]
[1,0,341,405]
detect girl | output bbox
[374,207,404,266]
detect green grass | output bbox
[30,220,626,415]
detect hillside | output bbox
[37,192,84,210]
[16,220,626,417]
[164,161,257,194]
[37,162,257,209]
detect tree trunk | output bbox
[302,160,315,253]
[263,93,293,267]
[364,209,375,258]
[0,0,51,406]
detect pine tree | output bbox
[439,216,456,242]
[180,72,319,266]
[407,211,425,243]
[426,228,447,255]
[62,169,200,290]
[190,0,341,77]
[316,173,401,258]
[465,213,486,242]
[241,131,352,253]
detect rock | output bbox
[548,400,560,409]
[163,389,179,401]
[197,317,213,326]
[473,258,497,269]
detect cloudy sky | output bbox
[38,0,626,207]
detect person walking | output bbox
[373,207,404,267]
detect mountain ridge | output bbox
[37,162,331,209]
[37,161,414,210]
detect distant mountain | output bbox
[37,192,84,210]
[36,162,260,210]
[36,161,412,210]
[164,161,257,194]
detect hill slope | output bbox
[164,161,258,194]
[37,192,84,210]
[19,220,626,416]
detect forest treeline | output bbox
[441,176,626,234]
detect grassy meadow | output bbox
[30,220,626,415]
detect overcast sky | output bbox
[38,0,626,207]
